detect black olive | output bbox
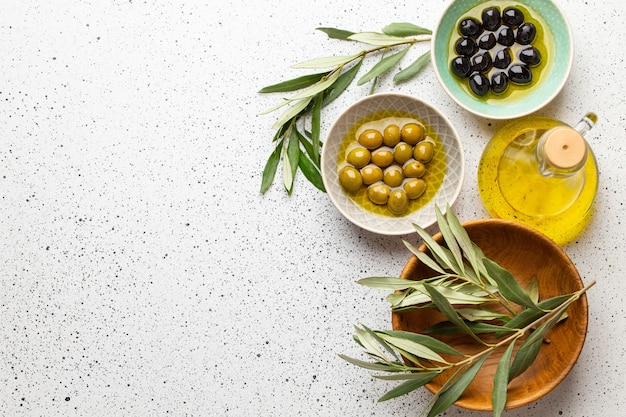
[508,64,532,84]
[471,51,493,73]
[481,7,502,31]
[491,71,509,94]
[519,46,542,66]
[493,48,512,69]
[502,7,525,27]
[477,32,497,50]
[450,56,472,78]
[516,22,537,45]
[468,72,490,96]
[455,36,477,56]
[459,17,483,37]
[496,26,515,46]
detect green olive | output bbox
[414,141,435,163]
[371,148,394,168]
[401,123,425,145]
[360,165,383,185]
[394,142,413,164]
[383,165,404,188]
[338,166,363,193]
[346,147,371,168]
[404,178,427,199]
[387,189,409,215]
[403,160,426,178]
[367,183,391,205]
[383,124,401,147]
[358,129,384,150]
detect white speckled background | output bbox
[1,0,624,416]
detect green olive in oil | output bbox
[336,110,447,217]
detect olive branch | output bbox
[340,205,595,417]
[258,23,432,195]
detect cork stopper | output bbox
[542,126,587,170]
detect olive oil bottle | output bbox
[478,113,598,245]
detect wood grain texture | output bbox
[392,218,588,411]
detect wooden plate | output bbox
[392,218,588,411]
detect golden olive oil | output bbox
[478,117,598,245]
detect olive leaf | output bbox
[483,258,541,312]
[258,71,331,93]
[260,137,283,194]
[382,22,432,37]
[348,31,409,46]
[357,46,411,85]
[297,153,325,192]
[291,53,361,69]
[394,50,431,84]
[492,342,515,417]
[283,127,301,194]
[316,27,355,40]
[377,330,463,357]
[378,372,439,402]
[427,354,491,417]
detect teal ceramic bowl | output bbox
[432,0,573,119]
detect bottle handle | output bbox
[573,112,598,137]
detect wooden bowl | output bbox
[392,218,588,411]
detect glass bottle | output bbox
[477,113,598,245]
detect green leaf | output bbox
[357,276,420,290]
[294,129,317,167]
[446,205,483,283]
[435,206,465,276]
[393,50,431,84]
[508,335,542,381]
[354,325,388,361]
[382,22,432,37]
[483,258,541,312]
[322,58,363,106]
[283,128,301,194]
[424,320,515,336]
[492,342,515,417]
[377,330,463,356]
[378,372,439,402]
[271,96,312,129]
[376,333,447,364]
[525,277,540,303]
[260,139,283,194]
[432,285,493,305]
[348,31,409,46]
[258,71,331,93]
[496,294,570,337]
[402,240,447,274]
[291,53,361,69]
[374,371,440,381]
[423,283,480,342]
[311,95,322,165]
[357,46,411,85]
[316,27,356,40]
[298,152,325,192]
[338,354,395,372]
[412,223,460,274]
[427,354,490,417]
[456,307,509,322]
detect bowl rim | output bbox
[394,218,589,410]
[431,0,574,119]
[321,92,465,235]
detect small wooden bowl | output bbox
[392,218,588,411]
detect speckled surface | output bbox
[1,0,624,416]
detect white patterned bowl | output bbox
[321,93,465,235]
